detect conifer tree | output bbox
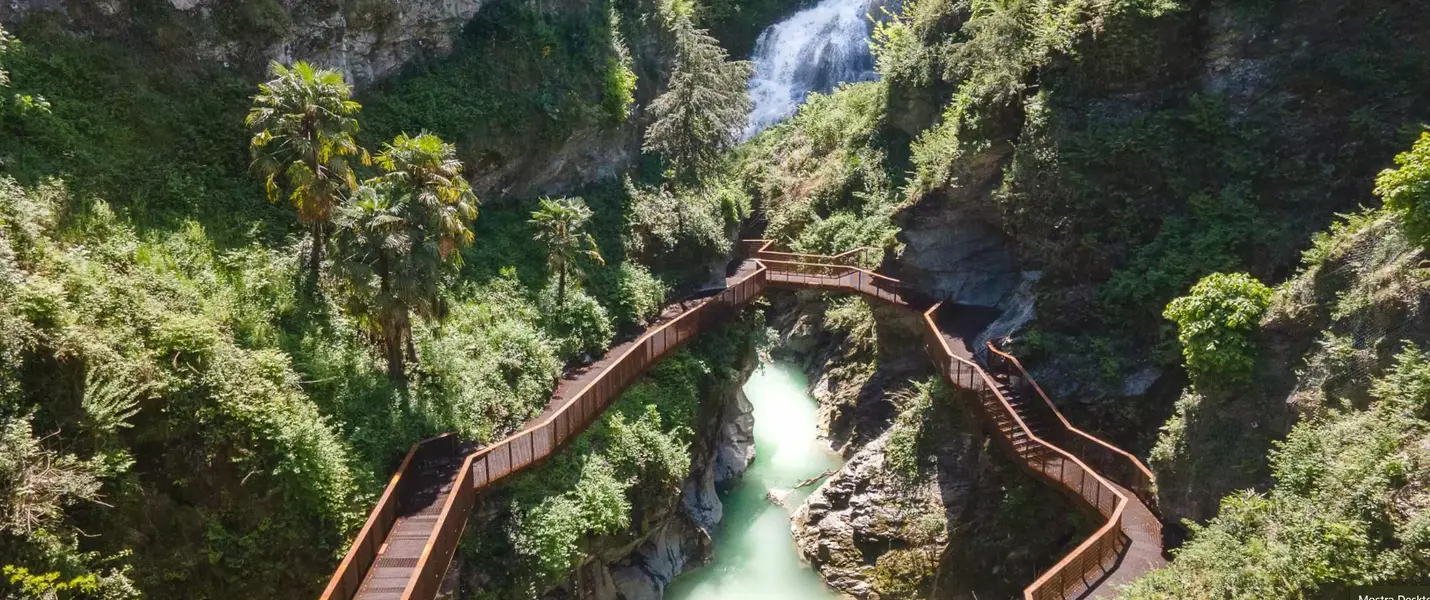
[643,16,753,180]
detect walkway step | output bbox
[326,246,1166,600]
[334,259,770,600]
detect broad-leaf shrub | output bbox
[623,177,732,269]
[1163,272,1272,385]
[510,457,631,580]
[1376,131,1430,248]
[605,262,668,328]
[539,286,615,359]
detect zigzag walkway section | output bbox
[319,241,1164,600]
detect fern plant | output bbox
[82,366,153,433]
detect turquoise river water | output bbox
[664,360,845,600]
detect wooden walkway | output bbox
[319,243,1165,600]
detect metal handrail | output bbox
[321,243,1157,600]
[388,265,770,600]
[318,433,455,600]
[740,238,878,267]
[919,304,1131,600]
[985,342,1159,513]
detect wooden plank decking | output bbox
[322,244,1166,600]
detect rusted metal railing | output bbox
[986,343,1159,514]
[323,242,1157,600]
[921,304,1132,600]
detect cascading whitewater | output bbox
[744,0,886,137]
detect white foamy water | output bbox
[744,0,884,137]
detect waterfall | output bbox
[743,0,886,137]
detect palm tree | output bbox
[530,197,604,306]
[373,132,479,263]
[245,61,367,282]
[333,132,478,381]
[332,184,411,380]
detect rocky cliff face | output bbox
[791,415,1076,600]
[764,289,1077,599]
[2,0,663,201]
[892,141,1024,310]
[467,122,644,202]
[1,0,484,86]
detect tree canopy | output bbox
[246,61,367,277]
[333,132,478,380]
[530,196,603,307]
[642,15,753,180]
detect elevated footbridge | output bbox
[319,241,1164,600]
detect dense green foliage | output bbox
[358,0,643,169]
[1377,132,1430,248]
[643,14,753,180]
[0,180,354,599]
[0,1,768,595]
[1,20,276,242]
[1125,346,1430,598]
[0,25,46,114]
[622,175,746,282]
[1163,272,1273,386]
[737,82,903,265]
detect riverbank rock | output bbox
[713,388,756,487]
[791,399,1083,600]
[792,433,940,599]
[683,462,723,531]
[602,514,711,600]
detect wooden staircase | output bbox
[317,241,1165,600]
[351,451,466,600]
